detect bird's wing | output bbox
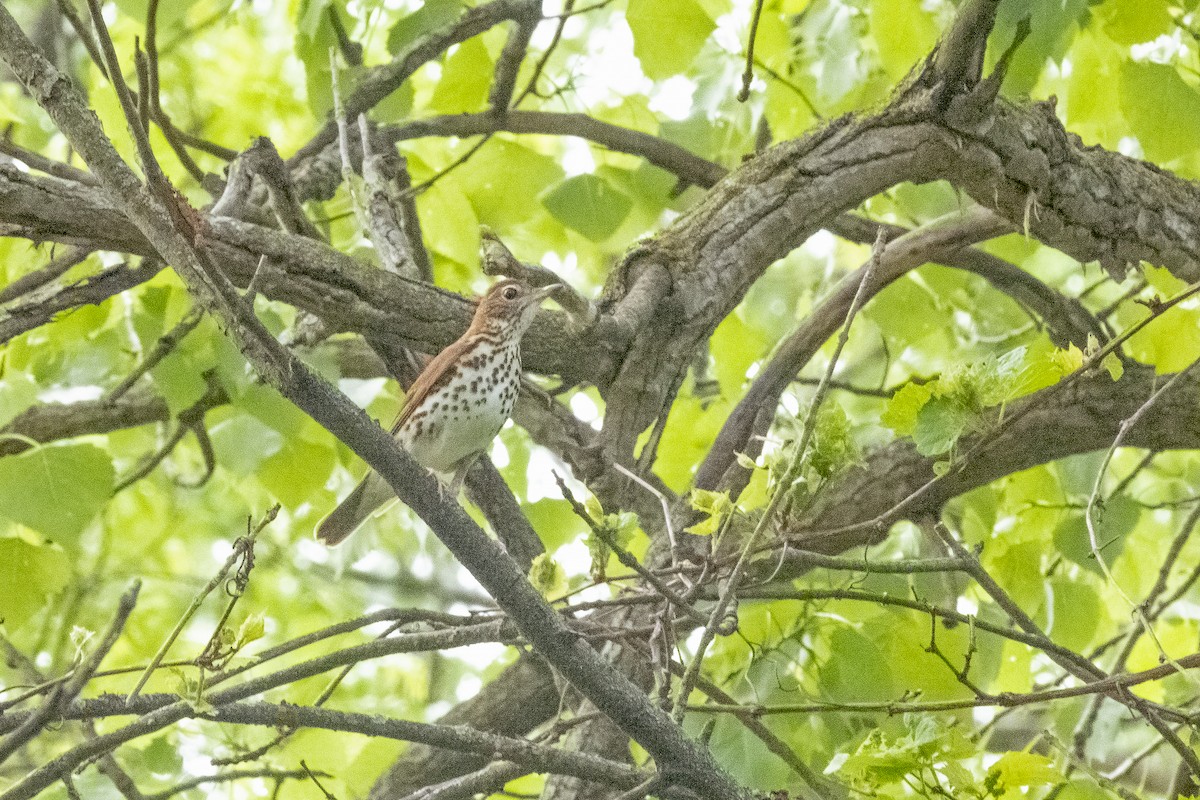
[389,336,477,434]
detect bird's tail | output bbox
[315,472,395,546]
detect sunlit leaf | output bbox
[387,0,464,55]
[986,751,1063,793]
[0,444,114,542]
[626,0,715,80]
[541,174,633,242]
[1120,61,1200,163]
[528,553,567,598]
[429,37,493,114]
[0,537,70,630]
[869,0,939,81]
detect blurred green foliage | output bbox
[3,0,1200,798]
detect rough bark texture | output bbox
[5,0,1200,797]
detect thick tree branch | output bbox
[780,365,1200,562]
[695,206,1013,503]
[0,12,744,799]
[370,656,560,799]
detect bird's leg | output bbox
[436,454,479,501]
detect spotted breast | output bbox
[315,279,559,545]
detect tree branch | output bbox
[0,12,745,798]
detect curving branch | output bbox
[288,0,542,175]
[0,10,745,799]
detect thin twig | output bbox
[554,472,703,621]
[211,619,408,766]
[737,0,766,102]
[83,0,165,187]
[107,308,203,401]
[1084,356,1200,685]
[611,462,676,553]
[0,137,98,185]
[330,48,367,231]
[513,0,574,107]
[934,523,1200,777]
[142,768,324,800]
[126,506,278,700]
[671,227,887,723]
[55,0,108,80]
[110,419,189,493]
[0,247,92,305]
[0,581,140,766]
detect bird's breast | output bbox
[398,342,521,474]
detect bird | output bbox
[316,278,560,546]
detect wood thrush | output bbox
[316,279,559,545]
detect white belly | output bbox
[398,343,519,476]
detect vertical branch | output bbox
[488,1,540,112]
[736,0,766,102]
[357,114,420,277]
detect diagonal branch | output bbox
[0,11,746,799]
[288,0,542,169]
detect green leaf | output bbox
[1052,494,1140,576]
[150,352,208,416]
[1120,61,1200,163]
[1052,342,1084,375]
[414,174,480,267]
[115,0,197,29]
[258,438,335,510]
[882,382,933,436]
[821,627,895,702]
[809,403,856,478]
[869,0,939,81]
[541,174,633,242]
[236,612,266,649]
[0,444,114,541]
[686,489,730,535]
[626,0,715,80]
[387,0,464,55]
[0,371,38,428]
[868,275,944,347]
[294,0,352,117]
[0,537,70,630]
[839,713,972,786]
[710,308,772,395]
[456,139,565,228]
[912,396,971,456]
[210,415,286,475]
[140,734,184,776]
[987,751,1063,792]
[1101,352,1124,381]
[1098,0,1173,45]
[528,553,567,598]
[993,0,1090,96]
[1048,578,1101,652]
[429,38,493,114]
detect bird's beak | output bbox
[533,283,561,303]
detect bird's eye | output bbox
[503,286,519,300]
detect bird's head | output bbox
[472,279,560,338]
